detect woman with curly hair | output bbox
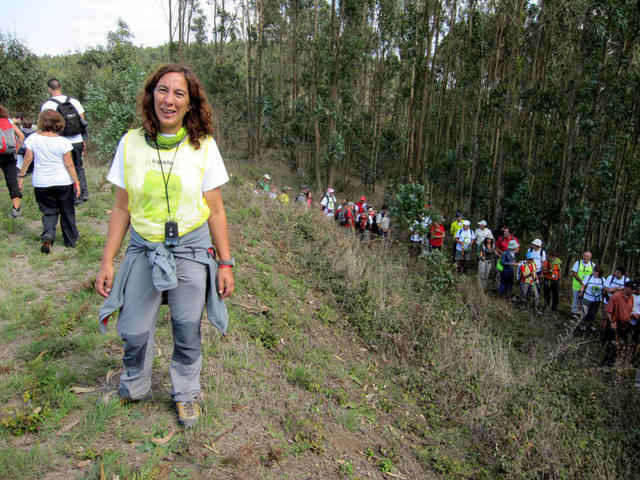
[95,64,235,428]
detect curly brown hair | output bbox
[38,110,65,133]
[138,64,213,150]
[0,105,9,119]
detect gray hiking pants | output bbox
[117,252,206,402]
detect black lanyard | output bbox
[155,141,181,218]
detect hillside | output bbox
[0,154,639,479]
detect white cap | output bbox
[327,187,334,193]
[478,220,487,226]
[463,220,471,226]
[531,239,543,247]
[264,174,271,180]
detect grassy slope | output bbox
[0,154,639,479]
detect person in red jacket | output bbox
[429,216,445,250]
[495,226,519,257]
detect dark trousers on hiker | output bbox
[0,153,21,200]
[34,185,78,247]
[543,279,559,311]
[71,142,88,202]
[601,321,631,366]
[499,271,514,298]
[581,299,601,329]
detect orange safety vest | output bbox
[543,260,561,281]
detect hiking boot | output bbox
[176,401,201,428]
[9,207,21,218]
[41,241,51,254]
[119,391,153,405]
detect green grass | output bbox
[1,160,640,478]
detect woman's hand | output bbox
[74,181,81,198]
[217,267,235,298]
[95,261,114,298]
[17,177,23,192]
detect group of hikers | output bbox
[255,176,391,243]
[260,184,640,374]
[1,78,88,254]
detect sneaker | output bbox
[176,401,201,428]
[9,207,21,218]
[40,241,51,254]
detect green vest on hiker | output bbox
[572,260,594,291]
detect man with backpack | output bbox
[570,251,595,319]
[41,79,88,204]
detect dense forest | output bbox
[1,0,639,271]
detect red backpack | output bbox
[0,119,16,154]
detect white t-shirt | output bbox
[24,133,74,188]
[604,274,629,304]
[582,275,606,302]
[632,295,640,324]
[456,228,475,251]
[106,134,229,193]
[41,96,85,144]
[475,227,494,248]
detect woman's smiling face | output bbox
[154,72,190,134]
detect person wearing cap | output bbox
[475,220,493,252]
[570,251,595,318]
[320,187,337,217]
[602,280,634,366]
[519,252,540,308]
[499,239,519,298]
[455,220,475,273]
[527,239,546,277]
[256,173,271,192]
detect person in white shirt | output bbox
[527,239,546,275]
[475,220,493,248]
[17,110,80,254]
[41,78,88,203]
[320,187,337,217]
[455,220,475,273]
[579,266,606,330]
[604,266,629,305]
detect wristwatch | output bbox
[217,257,235,267]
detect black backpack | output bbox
[49,96,84,137]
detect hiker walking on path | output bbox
[455,220,475,273]
[579,265,606,331]
[429,216,445,251]
[0,105,25,218]
[570,251,595,319]
[604,267,629,307]
[542,251,562,312]
[320,187,337,217]
[449,211,464,261]
[475,220,493,255]
[17,110,80,254]
[41,79,88,204]
[519,252,540,309]
[498,240,519,298]
[602,281,634,366]
[95,64,235,429]
[478,237,496,290]
[527,239,546,277]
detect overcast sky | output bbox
[4,0,185,56]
